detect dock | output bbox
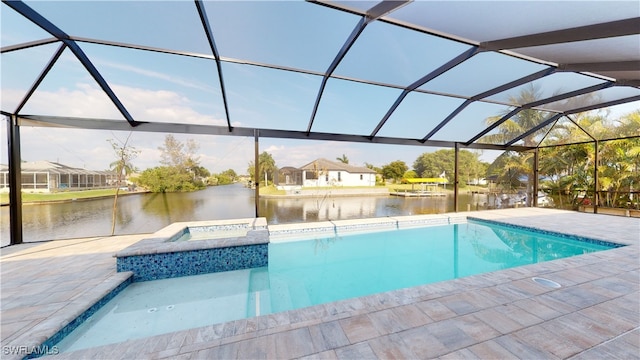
[390,191,447,197]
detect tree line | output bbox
[111,86,638,209]
[479,84,639,209]
[110,134,239,193]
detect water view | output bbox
[0,183,489,246]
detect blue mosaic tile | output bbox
[117,244,269,282]
[467,217,625,248]
[27,276,133,359]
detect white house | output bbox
[299,158,376,187]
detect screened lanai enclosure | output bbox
[0,161,117,192]
[2,0,639,245]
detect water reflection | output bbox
[463,222,609,270]
[261,193,485,224]
[1,184,489,245]
[1,184,256,245]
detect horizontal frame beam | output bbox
[17,114,532,152]
[0,37,59,53]
[559,60,640,73]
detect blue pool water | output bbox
[55,220,614,352]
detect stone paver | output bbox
[1,208,638,359]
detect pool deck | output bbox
[1,208,638,359]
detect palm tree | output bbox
[482,85,609,207]
[538,112,640,209]
[481,84,548,147]
[108,134,139,235]
[248,151,277,185]
[336,154,349,164]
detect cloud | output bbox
[97,59,221,95]
[16,83,122,119]
[17,82,232,127]
[1,81,252,172]
[260,138,408,168]
[2,81,468,176]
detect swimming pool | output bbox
[54,219,617,353]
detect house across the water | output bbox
[0,161,117,193]
[276,158,376,188]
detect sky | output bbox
[1,1,639,175]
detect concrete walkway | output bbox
[1,209,638,359]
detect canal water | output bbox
[0,183,489,246]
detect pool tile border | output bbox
[116,218,268,257]
[269,213,468,241]
[116,243,269,282]
[115,219,271,282]
[25,272,134,359]
[467,216,626,248]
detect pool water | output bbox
[55,221,613,352]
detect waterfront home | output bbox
[300,158,376,187]
[276,158,377,188]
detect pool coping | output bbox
[114,218,268,257]
[268,213,465,242]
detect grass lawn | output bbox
[387,184,488,193]
[1,184,489,204]
[0,189,121,204]
[257,186,286,195]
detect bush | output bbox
[135,166,206,193]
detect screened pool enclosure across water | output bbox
[53,219,618,353]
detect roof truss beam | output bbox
[194,0,233,132]
[464,81,615,145]
[420,67,556,142]
[306,17,367,134]
[3,0,140,126]
[481,17,640,51]
[14,43,66,114]
[306,0,410,134]
[421,100,473,142]
[369,46,479,138]
[365,0,410,20]
[559,60,640,73]
[563,94,640,114]
[505,113,564,146]
[505,95,640,146]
